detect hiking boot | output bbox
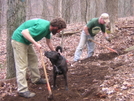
[18,91,35,98]
[35,78,46,84]
[70,61,78,67]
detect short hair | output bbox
[50,18,66,29]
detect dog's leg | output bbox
[63,72,68,90]
[54,65,60,73]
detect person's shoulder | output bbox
[29,18,50,24]
[38,19,50,28]
[88,18,98,24]
[38,19,50,23]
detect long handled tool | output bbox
[39,49,53,100]
[88,39,119,55]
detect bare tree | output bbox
[0,0,3,38]
[85,0,88,23]
[53,0,59,17]
[80,0,85,23]
[62,0,72,23]
[59,0,62,17]
[0,0,7,38]
[89,0,97,19]
[6,0,26,79]
[26,0,134,24]
[106,0,118,33]
[26,0,32,20]
[42,0,53,20]
[118,0,134,17]
[130,0,134,16]
[118,0,125,17]
[124,0,134,16]
[0,0,134,28]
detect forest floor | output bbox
[0,16,134,101]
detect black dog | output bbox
[45,46,68,90]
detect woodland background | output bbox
[0,0,134,84]
[0,0,134,101]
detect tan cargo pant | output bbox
[11,40,40,93]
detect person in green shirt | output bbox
[11,18,66,98]
[73,13,111,62]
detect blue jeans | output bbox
[74,30,94,61]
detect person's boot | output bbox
[35,78,46,84]
[18,91,35,98]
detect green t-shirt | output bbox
[12,18,51,45]
[87,18,105,36]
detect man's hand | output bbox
[105,36,111,43]
[34,42,42,51]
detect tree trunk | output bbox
[59,0,62,18]
[53,0,59,17]
[84,0,88,23]
[26,0,32,20]
[106,0,118,33]
[42,0,52,20]
[0,0,2,38]
[62,0,71,24]
[6,0,26,79]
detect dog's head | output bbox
[45,51,62,64]
[56,46,62,53]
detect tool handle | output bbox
[40,49,52,95]
[88,39,109,49]
[88,39,118,54]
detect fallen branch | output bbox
[58,30,81,37]
[121,26,134,28]
[124,45,134,52]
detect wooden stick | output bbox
[88,39,119,54]
[39,49,53,97]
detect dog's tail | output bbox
[56,46,63,53]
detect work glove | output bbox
[105,36,111,43]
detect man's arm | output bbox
[83,26,90,35]
[46,38,55,51]
[21,29,41,51]
[103,32,111,42]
